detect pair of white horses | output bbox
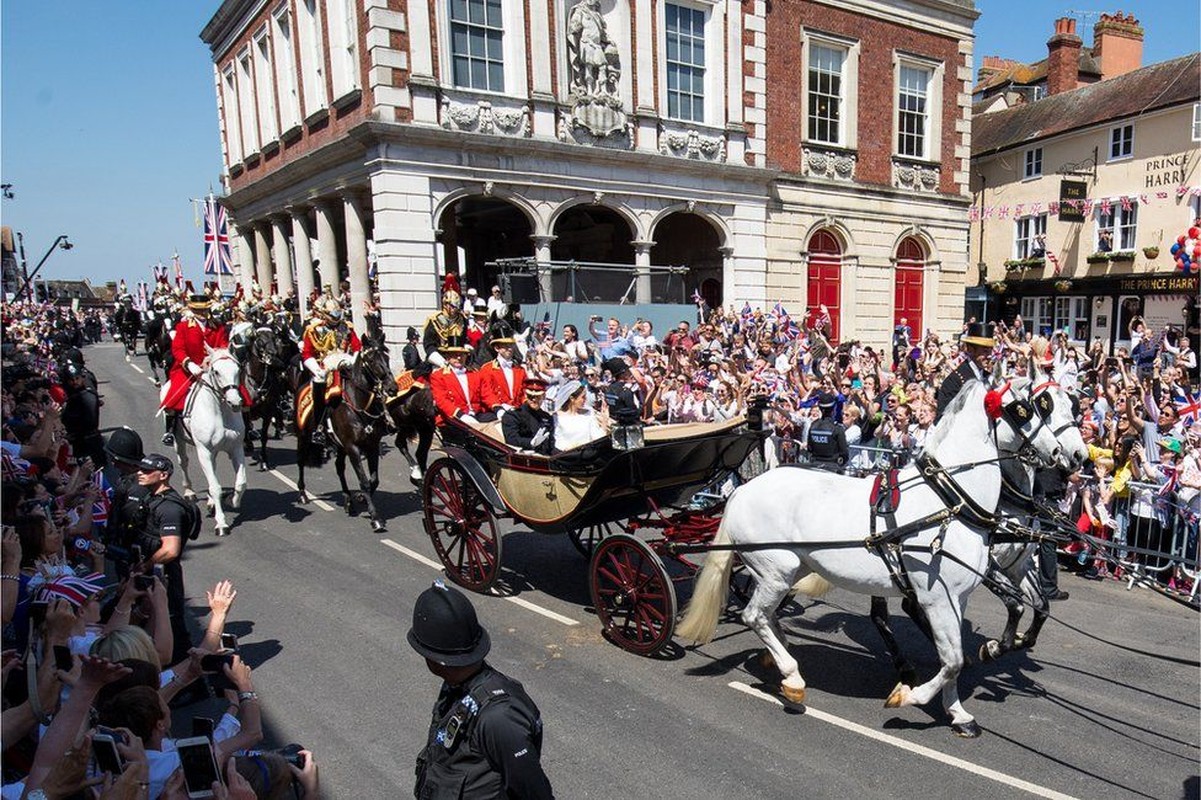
[678,376,1087,738]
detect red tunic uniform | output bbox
[161,318,231,411]
[429,366,485,424]
[478,359,527,411]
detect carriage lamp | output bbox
[611,422,644,451]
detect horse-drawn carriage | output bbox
[421,415,768,655]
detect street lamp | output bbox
[16,235,73,301]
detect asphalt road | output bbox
[91,342,1200,799]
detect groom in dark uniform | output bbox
[935,322,994,421]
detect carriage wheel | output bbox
[423,458,502,592]
[590,534,676,656]
[567,521,627,559]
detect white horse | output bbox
[678,381,1064,737]
[170,347,247,537]
[870,378,1089,679]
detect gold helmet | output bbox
[442,290,461,309]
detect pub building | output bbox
[968,13,1200,353]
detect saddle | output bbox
[295,372,344,430]
[391,369,427,402]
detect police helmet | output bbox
[105,426,145,467]
[407,581,491,666]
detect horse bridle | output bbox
[990,380,1058,468]
[199,353,243,407]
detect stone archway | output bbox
[437,196,534,294]
[651,212,724,306]
[550,205,635,302]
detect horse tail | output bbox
[791,573,832,598]
[677,515,735,645]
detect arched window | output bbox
[807,230,843,341]
[894,236,926,337]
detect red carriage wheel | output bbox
[567,521,626,559]
[590,534,676,656]
[422,458,502,592]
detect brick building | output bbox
[201,0,976,350]
[969,14,1201,352]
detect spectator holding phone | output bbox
[409,581,554,800]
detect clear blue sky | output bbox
[2,1,1197,289]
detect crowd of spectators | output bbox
[1,299,320,799]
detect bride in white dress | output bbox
[553,380,610,451]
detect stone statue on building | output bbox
[566,0,626,137]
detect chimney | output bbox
[1093,11,1144,80]
[1046,17,1082,96]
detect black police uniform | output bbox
[935,359,982,422]
[138,488,193,664]
[416,664,553,800]
[806,417,848,471]
[502,404,555,455]
[403,340,422,371]
[61,383,105,466]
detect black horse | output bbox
[114,301,141,360]
[143,308,174,387]
[360,314,437,485]
[296,340,394,532]
[242,324,296,470]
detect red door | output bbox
[807,231,842,342]
[894,237,925,338]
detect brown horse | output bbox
[296,341,394,531]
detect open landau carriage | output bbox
[422,415,769,655]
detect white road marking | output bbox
[726,682,1080,800]
[129,363,145,374]
[380,539,580,626]
[268,469,335,512]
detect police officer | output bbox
[59,361,106,467]
[501,379,554,455]
[99,427,145,568]
[601,357,641,425]
[132,453,197,664]
[806,392,849,472]
[410,581,554,800]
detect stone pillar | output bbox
[342,191,371,331]
[252,223,273,297]
[270,215,295,299]
[229,222,253,289]
[314,200,340,297]
[289,206,315,318]
[719,246,735,311]
[530,234,556,301]
[632,240,654,304]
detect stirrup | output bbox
[162,432,175,446]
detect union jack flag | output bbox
[91,469,112,527]
[1177,390,1201,427]
[36,572,108,608]
[203,196,233,276]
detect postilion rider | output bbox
[298,299,362,445]
[160,294,237,446]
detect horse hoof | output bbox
[978,640,1002,663]
[884,682,909,709]
[298,491,311,504]
[409,467,424,484]
[780,684,806,705]
[215,527,231,538]
[758,650,775,670]
[900,668,918,689]
[258,462,268,472]
[371,520,386,533]
[951,720,982,739]
[154,380,161,387]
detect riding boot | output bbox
[162,412,176,446]
[310,385,328,450]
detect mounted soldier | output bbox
[161,294,232,446]
[419,290,467,379]
[299,298,362,448]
